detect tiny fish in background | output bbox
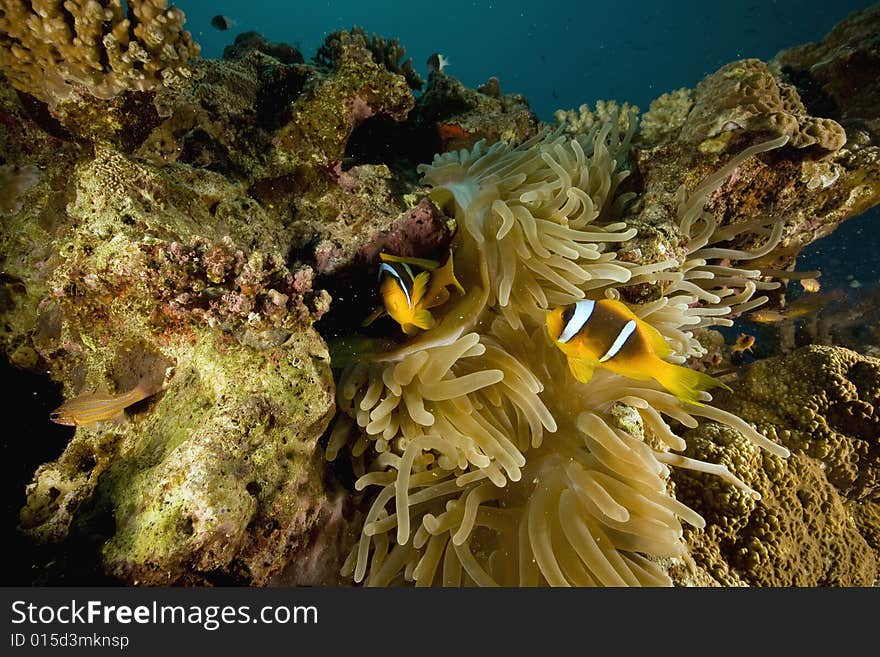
[50,374,171,427]
[210,15,235,31]
[426,52,450,73]
[800,277,821,293]
[363,251,464,335]
[731,333,756,353]
[747,289,843,323]
[546,299,729,406]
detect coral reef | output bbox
[638,88,694,147]
[623,54,879,284]
[772,4,880,140]
[680,59,846,152]
[674,346,879,586]
[0,73,351,584]
[1,4,879,588]
[554,100,639,139]
[314,27,423,91]
[0,0,200,105]
[273,29,414,170]
[413,70,539,153]
[0,162,41,215]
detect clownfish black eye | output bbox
[562,305,575,325]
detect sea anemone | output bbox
[329,115,791,586]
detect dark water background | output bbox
[3,0,878,583]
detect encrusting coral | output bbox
[329,116,795,586]
[674,346,880,586]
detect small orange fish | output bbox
[546,299,729,406]
[731,333,756,353]
[437,123,471,141]
[363,251,464,335]
[50,379,165,427]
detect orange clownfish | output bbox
[546,299,730,406]
[363,251,464,335]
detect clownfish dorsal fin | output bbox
[379,252,441,270]
[639,318,674,358]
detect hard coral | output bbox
[675,345,880,586]
[273,30,413,170]
[0,0,200,106]
[681,59,846,153]
[314,27,423,91]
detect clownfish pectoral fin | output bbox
[653,360,731,406]
[411,308,436,331]
[379,252,441,270]
[410,271,431,307]
[402,309,436,335]
[361,306,386,327]
[568,357,598,384]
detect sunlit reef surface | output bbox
[0,1,878,586]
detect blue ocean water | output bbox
[182,0,869,122]
[179,0,879,290]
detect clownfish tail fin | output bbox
[653,360,730,406]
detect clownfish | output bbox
[546,299,729,406]
[363,251,464,335]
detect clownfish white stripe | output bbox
[599,319,637,362]
[379,263,412,307]
[558,299,595,344]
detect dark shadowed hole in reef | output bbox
[343,115,438,171]
[0,358,115,584]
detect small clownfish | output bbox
[363,251,465,335]
[546,299,730,406]
[731,333,756,353]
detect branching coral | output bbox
[0,0,200,106]
[330,112,792,586]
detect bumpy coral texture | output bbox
[330,119,791,586]
[675,346,880,586]
[0,0,200,105]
